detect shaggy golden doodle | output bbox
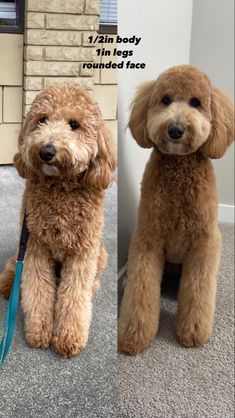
[0,84,116,357]
[118,65,234,354]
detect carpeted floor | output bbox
[1,166,234,418]
[118,224,234,418]
[0,166,117,418]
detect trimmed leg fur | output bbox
[175,231,221,347]
[118,232,164,355]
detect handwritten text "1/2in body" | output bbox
[88,35,141,46]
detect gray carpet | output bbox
[1,166,234,418]
[0,166,117,418]
[118,224,234,418]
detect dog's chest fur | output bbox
[24,178,104,257]
[140,150,218,262]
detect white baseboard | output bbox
[218,204,234,224]
[118,263,127,280]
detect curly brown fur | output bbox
[118,65,234,354]
[0,84,116,357]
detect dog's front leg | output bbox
[118,231,164,355]
[51,251,97,358]
[21,242,56,348]
[175,231,221,347]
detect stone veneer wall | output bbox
[24,0,117,142]
[0,0,117,164]
[24,0,100,116]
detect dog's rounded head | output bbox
[15,84,116,189]
[129,65,234,158]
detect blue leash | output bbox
[0,214,29,367]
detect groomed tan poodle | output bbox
[118,65,234,354]
[0,84,116,357]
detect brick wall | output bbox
[24,0,100,116]
[0,0,117,164]
[24,0,117,143]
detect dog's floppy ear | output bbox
[13,152,26,178]
[83,123,116,190]
[200,87,234,158]
[13,123,28,178]
[128,81,155,148]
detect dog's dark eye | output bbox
[38,116,48,125]
[190,98,201,107]
[69,120,80,130]
[161,96,172,106]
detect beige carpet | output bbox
[118,223,234,418]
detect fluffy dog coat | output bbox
[118,65,234,354]
[0,84,116,357]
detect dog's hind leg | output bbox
[175,230,221,347]
[118,230,164,355]
[0,255,16,300]
[92,241,107,294]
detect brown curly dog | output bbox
[118,65,234,354]
[0,84,116,357]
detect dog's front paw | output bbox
[0,280,11,300]
[0,272,14,300]
[51,328,88,358]
[25,319,53,348]
[175,318,212,348]
[118,318,156,355]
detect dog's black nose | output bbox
[39,145,57,162]
[168,123,185,141]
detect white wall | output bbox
[118,0,194,270]
[190,0,234,207]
